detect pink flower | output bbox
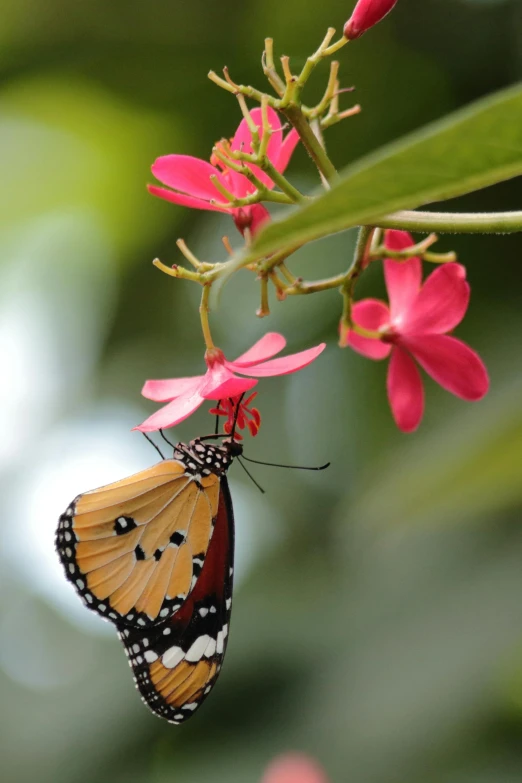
[136,333,325,432]
[209,392,261,440]
[148,107,299,237]
[343,0,399,39]
[342,230,489,433]
[261,754,329,783]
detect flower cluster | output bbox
[136,0,490,443]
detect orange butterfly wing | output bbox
[56,459,220,627]
[117,477,234,723]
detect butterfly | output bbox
[56,435,241,723]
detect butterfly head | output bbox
[222,438,243,460]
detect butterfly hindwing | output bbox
[117,477,235,723]
[55,458,220,627]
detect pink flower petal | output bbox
[141,376,202,402]
[237,343,326,377]
[276,128,300,173]
[384,231,422,323]
[261,754,329,783]
[204,376,258,400]
[403,334,489,400]
[231,108,282,164]
[230,107,283,191]
[135,390,204,432]
[147,185,229,213]
[226,169,256,200]
[384,229,416,253]
[248,203,271,236]
[151,154,226,201]
[346,299,392,360]
[198,363,258,399]
[231,332,286,366]
[402,263,470,335]
[387,346,424,432]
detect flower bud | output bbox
[343,0,399,40]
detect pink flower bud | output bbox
[343,0,399,39]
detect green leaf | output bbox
[251,83,522,257]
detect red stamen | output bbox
[208,394,262,440]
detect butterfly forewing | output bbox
[118,478,235,723]
[56,456,220,627]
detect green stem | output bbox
[349,225,374,277]
[285,273,346,295]
[307,60,339,120]
[339,226,374,340]
[153,258,202,283]
[262,38,286,96]
[257,275,270,316]
[281,105,338,182]
[234,189,293,206]
[208,71,275,106]
[369,210,522,234]
[261,160,306,203]
[200,284,215,350]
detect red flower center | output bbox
[209,393,262,440]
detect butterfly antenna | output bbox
[229,393,245,442]
[237,457,265,494]
[142,432,165,460]
[241,455,330,471]
[214,413,220,436]
[159,429,175,449]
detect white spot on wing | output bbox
[204,638,216,658]
[162,646,184,669]
[186,635,211,663]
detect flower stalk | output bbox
[280,104,339,182]
[369,232,457,264]
[369,209,522,235]
[199,284,215,350]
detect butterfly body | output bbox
[56,437,240,722]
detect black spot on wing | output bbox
[115,516,137,535]
[169,531,185,547]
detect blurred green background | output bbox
[1,0,522,781]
